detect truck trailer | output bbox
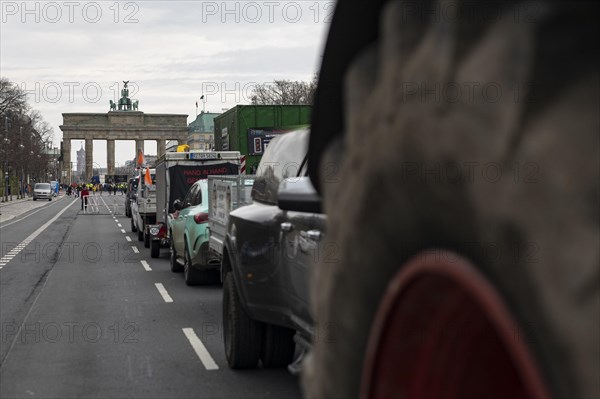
[213,105,312,172]
[147,151,242,258]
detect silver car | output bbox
[33,183,52,201]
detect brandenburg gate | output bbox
[59,82,188,182]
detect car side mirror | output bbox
[173,199,182,210]
[278,177,322,213]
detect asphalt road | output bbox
[0,194,301,398]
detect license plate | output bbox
[190,152,217,160]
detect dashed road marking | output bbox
[140,260,152,271]
[118,224,122,228]
[121,229,126,233]
[182,328,219,371]
[132,246,139,254]
[125,236,132,242]
[155,283,173,303]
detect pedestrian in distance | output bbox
[81,186,89,210]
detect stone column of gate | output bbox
[85,138,93,182]
[157,140,166,158]
[107,139,115,176]
[62,139,71,184]
[135,139,144,160]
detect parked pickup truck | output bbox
[220,128,326,373]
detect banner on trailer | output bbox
[167,163,239,213]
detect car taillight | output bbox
[193,212,209,224]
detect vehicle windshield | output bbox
[35,183,51,190]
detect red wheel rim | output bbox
[360,250,551,399]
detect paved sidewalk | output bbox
[0,196,32,208]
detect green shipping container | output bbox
[213,105,312,172]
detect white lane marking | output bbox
[132,246,139,254]
[121,229,126,233]
[0,200,76,268]
[125,236,132,242]
[140,260,152,271]
[115,220,119,223]
[0,196,72,229]
[118,224,122,228]
[182,328,219,371]
[154,283,173,303]
[99,195,112,213]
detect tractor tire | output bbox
[261,324,296,368]
[305,1,599,399]
[223,273,263,369]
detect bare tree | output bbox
[250,75,318,105]
[1,78,55,190]
[0,77,28,116]
[29,110,54,143]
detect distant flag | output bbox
[136,149,144,167]
[144,167,152,186]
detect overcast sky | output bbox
[1,1,332,168]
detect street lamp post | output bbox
[1,147,8,203]
[7,164,13,201]
[3,171,8,202]
[18,127,25,199]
